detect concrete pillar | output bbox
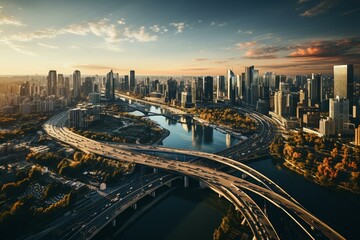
[150,191,156,197]
[166,181,172,187]
[153,168,157,173]
[112,219,116,227]
[184,176,189,188]
[132,203,137,210]
[218,193,222,198]
[199,180,207,189]
[241,218,246,225]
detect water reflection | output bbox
[122,99,239,152]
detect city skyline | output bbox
[0,0,360,76]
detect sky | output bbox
[0,0,359,76]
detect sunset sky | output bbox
[0,0,359,76]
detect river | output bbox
[101,100,360,240]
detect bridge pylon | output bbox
[184,176,189,188]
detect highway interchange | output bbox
[37,106,346,240]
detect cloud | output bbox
[72,64,126,72]
[210,21,226,27]
[0,39,35,55]
[170,22,186,33]
[237,29,253,34]
[300,0,338,17]
[192,58,208,62]
[37,43,58,49]
[117,18,126,25]
[149,24,168,33]
[0,17,162,55]
[288,37,360,58]
[89,18,120,43]
[236,41,257,49]
[239,37,360,64]
[242,45,288,59]
[124,26,157,42]
[62,24,90,36]
[342,8,360,15]
[0,9,24,26]
[179,68,211,71]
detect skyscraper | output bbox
[236,74,243,100]
[307,73,321,107]
[244,66,254,105]
[106,70,115,100]
[227,69,236,104]
[334,64,354,112]
[124,75,129,91]
[130,70,135,91]
[165,78,177,102]
[191,77,203,104]
[73,70,81,99]
[47,70,57,96]
[203,76,213,102]
[330,96,350,135]
[216,75,225,99]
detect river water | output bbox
[106,100,360,240]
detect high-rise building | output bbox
[192,77,203,104]
[130,70,135,91]
[124,75,129,91]
[83,77,94,96]
[319,117,335,136]
[236,74,243,100]
[216,75,225,99]
[58,74,64,87]
[165,78,177,102]
[227,69,236,104]
[73,70,81,99]
[244,66,254,104]
[307,73,321,107]
[329,96,350,135]
[334,64,354,112]
[105,70,115,100]
[354,126,360,146]
[203,76,213,102]
[47,70,57,96]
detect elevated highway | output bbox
[42,111,345,240]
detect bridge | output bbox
[38,110,345,240]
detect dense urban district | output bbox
[0,64,359,240]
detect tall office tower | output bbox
[83,77,94,96]
[251,69,259,106]
[47,70,57,96]
[330,96,350,135]
[203,76,213,102]
[216,75,225,99]
[191,77,203,104]
[73,70,81,99]
[19,82,31,96]
[236,74,243,99]
[227,69,236,104]
[307,73,321,106]
[263,72,273,94]
[58,74,64,87]
[64,77,70,94]
[165,78,177,102]
[124,75,129,91]
[106,70,115,100]
[299,89,308,106]
[130,70,135,91]
[244,66,254,104]
[273,75,286,91]
[287,92,300,117]
[334,64,354,112]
